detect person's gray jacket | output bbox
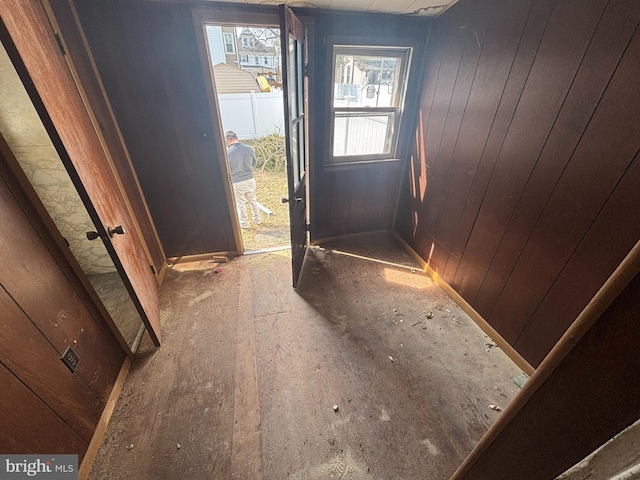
[227,142,256,183]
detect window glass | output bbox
[223,33,234,54]
[329,46,411,164]
[333,54,403,108]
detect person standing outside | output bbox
[225,130,262,229]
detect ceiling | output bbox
[186,0,460,17]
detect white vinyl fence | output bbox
[218,91,284,140]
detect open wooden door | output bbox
[279,5,309,288]
[1,0,162,345]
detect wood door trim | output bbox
[191,7,250,256]
[44,0,168,286]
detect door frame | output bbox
[191,3,315,262]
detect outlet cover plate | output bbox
[61,346,80,372]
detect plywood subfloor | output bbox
[89,233,522,480]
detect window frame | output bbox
[223,32,235,54]
[328,45,412,166]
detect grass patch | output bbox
[240,170,290,251]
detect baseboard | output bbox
[167,251,235,265]
[79,357,132,480]
[391,231,535,376]
[312,229,391,247]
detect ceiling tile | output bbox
[368,0,416,14]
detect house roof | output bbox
[212,63,261,94]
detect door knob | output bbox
[282,197,304,204]
[108,225,125,237]
[86,231,100,241]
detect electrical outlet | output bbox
[61,346,80,372]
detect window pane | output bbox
[333,112,395,157]
[333,54,403,108]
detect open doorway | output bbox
[204,23,290,253]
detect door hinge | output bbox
[54,33,66,56]
[304,64,309,77]
[306,223,311,232]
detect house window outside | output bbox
[240,54,249,63]
[330,46,411,164]
[223,33,235,54]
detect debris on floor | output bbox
[488,404,502,412]
[389,356,394,362]
[333,405,339,412]
[513,372,529,389]
[485,341,499,352]
[214,267,222,274]
[425,310,434,319]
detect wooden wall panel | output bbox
[450,0,608,303]
[0,129,125,456]
[75,0,236,258]
[516,151,640,365]
[0,286,101,442]
[473,0,640,319]
[0,364,89,458]
[487,22,640,344]
[396,0,640,366]
[310,12,430,241]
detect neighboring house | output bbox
[237,28,278,77]
[205,25,238,67]
[212,62,260,94]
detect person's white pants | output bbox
[233,178,261,229]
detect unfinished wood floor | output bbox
[89,234,522,480]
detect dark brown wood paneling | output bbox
[75,0,236,258]
[425,0,496,275]
[0,363,89,458]
[438,0,533,283]
[0,286,101,442]
[396,0,640,366]
[413,8,470,271]
[489,26,640,345]
[515,150,640,365]
[474,0,640,322]
[310,11,429,240]
[441,0,556,290]
[452,0,608,304]
[0,161,124,406]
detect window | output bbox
[241,37,255,48]
[330,46,411,164]
[223,33,235,54]
[240,54,248,63]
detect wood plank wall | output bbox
[0,141,125,459]
[395,0,640,367]
[310,12,430,241]
[75,0,236,258]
